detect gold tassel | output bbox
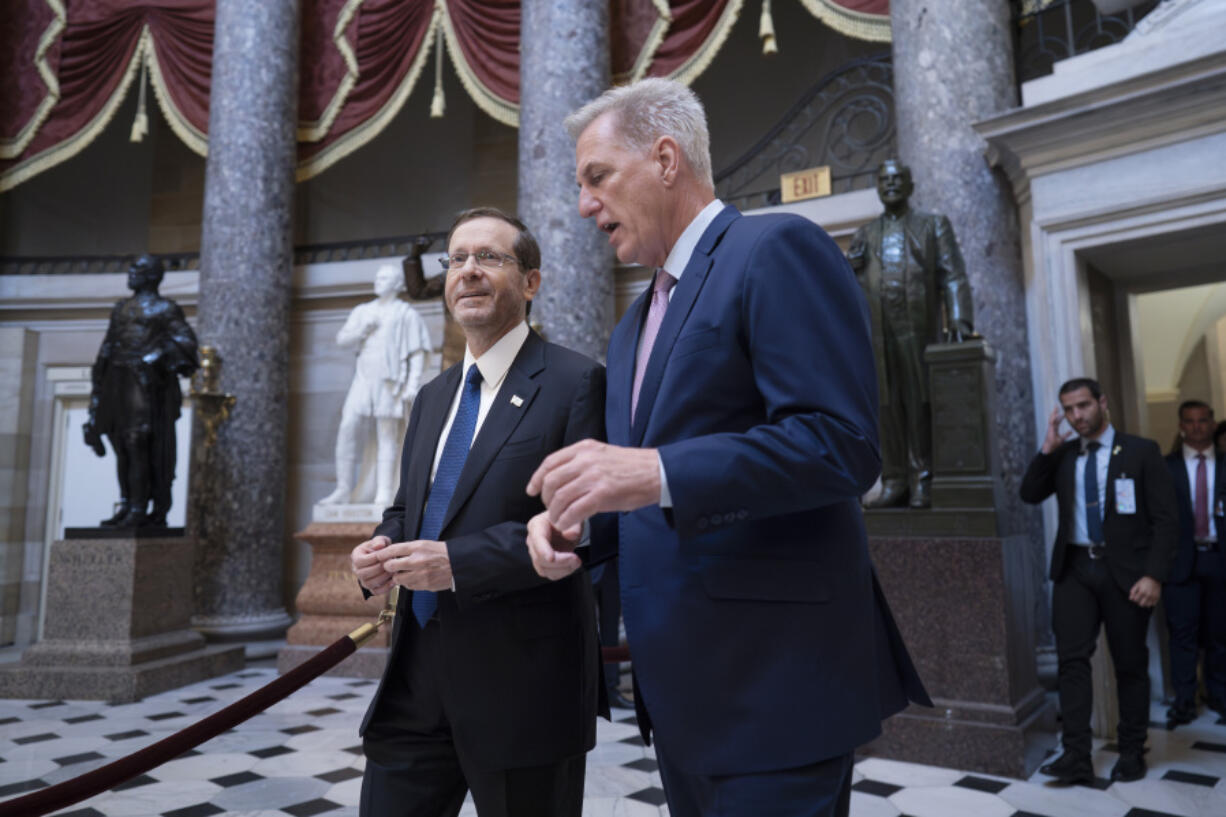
[429,26,445,118]
[759,0,778,55]
[130,50,149,141]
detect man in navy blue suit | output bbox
[524,78,929,817]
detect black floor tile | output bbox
[317,767,363,783]
[53,751,105,766]
[343,744,364,755]
[250,745,295,759]
[283,724,321,735]
[622,757,659,773]
[105,729,149,741]
[0,778,46,797]
[852,779,902,797]
[14,732,59,745]
[147,711,186,721]
[306,707,342,717]
[346,679,376,687]
[210,683,240,690]
[619,735,646,746]
[1123,808,1185,817]
[1011,812,1056,817]
[163,803,224,817]
[1191,740,1226,754]
[112,773,158,791]
[210,770,264,787]
[284,798,342,816]
[0,716,19,726]
[180,696,217,705]
[954,774,1009,794]
[327,693,359,701]
[1161,769,1218,786]
[29,700,66,709]
[56,809,106,817]
[627,787,668,806]
[64,713,104,725]
[237,671,264,679]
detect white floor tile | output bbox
[998,780,1131,817]
[888,785,1016,817]
[855,756,964,788]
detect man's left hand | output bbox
[376,540,453,591]
[1129,576,1161,608]
[527,439,661,533]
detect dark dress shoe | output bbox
[1039,752,1094,784]
[1110,752,1146,782]
[608,689,635,710]
[1166,702,1196,726]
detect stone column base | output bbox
[0,536,243,703]
[277,521,391,679]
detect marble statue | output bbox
[84,254,199,527]
[320,264,432,506]
[847,159,975,509]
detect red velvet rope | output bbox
[0,637,357,817]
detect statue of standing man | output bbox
[84,254,199,527]
[320,263,432,507]
[847,159,974,509]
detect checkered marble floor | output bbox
[4,666,1226,816]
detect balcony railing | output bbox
[1013,0,1159,85]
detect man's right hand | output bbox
[352,535,393,594]
[1041,406,1073,455]
[525,512,583,581]
[83,422,105,457]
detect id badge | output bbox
[1115,478,1137,515]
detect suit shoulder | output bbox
[542,342,603,377]
[1118,433,1161,454]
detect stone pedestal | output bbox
[861,338,1056,778]
[0,536,243,703]
[277,521,390,679]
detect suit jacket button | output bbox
[697,517,709,530]
[710,515,722,526]
[737,510,748,520]
[724,512,737,523]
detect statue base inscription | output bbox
[277,521,391,679]
[0,536,243,703]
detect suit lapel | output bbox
[438,332,544,534]
[629,205,738,445]
[1104,436,1125,517]
[406,365,462,537]
[1172,454,1192,514]
[608,288,650,446]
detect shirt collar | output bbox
[1184,442,1214,461]
[463,321,529,390]
[1082,424,1115,454]
[662,198,724,282]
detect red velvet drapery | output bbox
[1,0,891,192]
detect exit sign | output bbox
[779,165,831,203]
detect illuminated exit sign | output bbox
[779,165,831,203]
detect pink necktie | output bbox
[1195,454,1209,540]
[631,268,676,423]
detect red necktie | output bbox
[631,269,676,423]
[1195,453,1209,540]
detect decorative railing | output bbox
[1013,0,1159,85]
[713,53,895,211]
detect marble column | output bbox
[190,0,299,640]
[890,0,1049,633]
[517,0,613,360]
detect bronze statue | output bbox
[84,255,199,527]
[847,159,974,509]
[401,235,465,371]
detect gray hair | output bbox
[565,78,714,190]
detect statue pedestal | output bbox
[0,536,243,703]
[859,338,1056,778]
[277,519,390,679]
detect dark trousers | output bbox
[360,621,585,817]
[593,561,622,692]
[1165,548,1226,708]
[1053,549,1153,756]
[655,742,852,817]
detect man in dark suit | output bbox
[1163,400,1226,726]
[350,208,606,817]
[1021,378,1176,783]
[523,78,929,817]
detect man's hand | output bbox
[1041,406,1073,454]
[376,540,453,591]
[527,439,661,534]
[352,535,392,594]
[1129,576,1161,608]
[525,512,583,581]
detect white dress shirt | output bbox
[430,321,529,481]
[651,198,725,507]
[1072,424,1115,545]
[1183,442,1218,542]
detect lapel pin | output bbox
[510,395,524,407]
[1112,445,1122,456]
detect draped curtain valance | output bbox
[0,0,889,193]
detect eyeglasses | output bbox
[439,250,519,271]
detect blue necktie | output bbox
[413,363,482,626]
[1084,441,1104,545]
